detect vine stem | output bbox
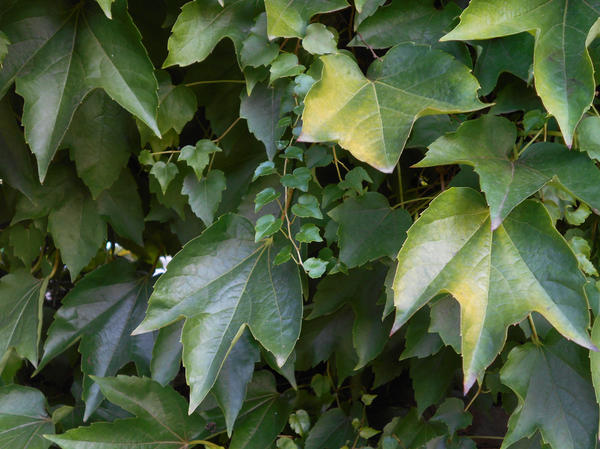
[48,251,61,280]
[517,127,544,158]
[213,117,241,143]
[464,382,483,412]
[392,196,435,209]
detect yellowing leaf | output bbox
[300,44,486,172]
[393,188,594,392]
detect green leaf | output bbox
[350,0,462,52]
[182,169,227,226]
[577,115,600,161]
[299,44,486,172]
[96,170,145,245]
[303,257,328,278]
[95,0,115,18]
[410,348,459,415]
[269,53,305,84]
[179,140,222,180]
[0,97,38,199]
[133,215,302,412]
[393,188,594,392]
[240,13,280,68]
[38,260,154,420]
[308,266,389,368]
[229,371,292,449]
[418,115,600,229]
[264,0,349,38]
[253,161,277,180]
[380,409,446,449]
[47,189,107,280]
[138,71,198,152]
[151,321,183,386]
[501,334,598,449]
[0,271,47,367]
[302,23,337,55]
[442,0,600,146]
[304,409,354,449]
[295,223,323,243]
[429,296,461,354]
[431,398,472,436]
[240,81,290,160]
[8,224,44,267]
[151,161,179,195]
[64,90,136,198]
[9,0,159,181]
[338,167,372,194]
[255,187,281,212]
[329,192,412,268]
[289,409,310,436]
[291,194,322,219]
[473,34,534,95]
[45,376,208,449]
[164,0,261,67]
[212,329,260,436]
[0,385,54,449]
[400,308,443,360]
[281,167,311,191]
[0,31,8,67]
[255,214,283,241]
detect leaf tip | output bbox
[463,372,477,395]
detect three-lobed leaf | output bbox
[393,187,594,392]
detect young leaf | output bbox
[442,0,600,146]
[302,23,337,55]
[501,334,598,449]
[393,188,594,393]
[45,376,208,449]
[182,169,227,226]
[37,260,155,420]
[132,215,302,413]
[151,161,179,195]
[0,272,48,368]
[328,192,411,268]
[264,0,349,39]
[0,385,54,449]
[417,115,600,229]
[304,409,354,449]
[299,43,487,172]
[11,0,159,181]
[164,0,261,67]
[179,139,222,180]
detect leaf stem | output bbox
[528,314,541,346]
[464,381,482,411]
[184,79,246,87]
[213,117,241,143]
[48,251,60,280]
[517,127,544,158]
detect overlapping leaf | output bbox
[393,188,594,392]
[37,260,154,420]
[0,271,47,368]
[264,0,348,38]
[133,214,302,412]
[300,43,486,172]
[0,385,54,449]
[45,376,208,449]
[1,0,159,180]
[442,0,600,146]
[502,334,597,449]
[417,115,600,229]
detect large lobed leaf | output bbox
[442,0,600,146]
[300,43,486,172]
[393,187,594,392]
[133,214,302,412]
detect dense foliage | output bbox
[4,0,600,448]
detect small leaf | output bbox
[304,409,354,449]
[264,0,349,38]
[304,257,328,278]
[431,398,472,436]
[302,23,338,55]
[182,169,227,226]
[253,161,277,181]
[289,409,311,436]
[151,161,179,195]
[338,167,373,194]
[255,214,283,241]
[274,245,293,265]
[240,13,280,68]
[295,223,323,243]
[255,187,281,212]
[578,115,600,161]
[291,194,323,219]
[270,53,305,84]
[281,167,312,191]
